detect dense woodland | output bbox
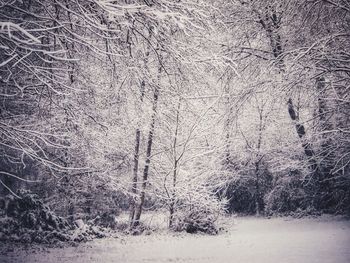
[0,0,350,239]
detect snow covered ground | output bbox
[1,215,350,263]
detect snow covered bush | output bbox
[0,190,72,243]
[43,173,124,223]
[179,209,219,235]
[171,187,226,235]
[0,190,109,244]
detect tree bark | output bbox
[287,98,317,169]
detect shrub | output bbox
[171,189,225,235]
[218,164,273,215]
[264,171,310,215]
[0,190,109,244]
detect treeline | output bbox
[218,0,350,216]
[0,0,349,238]
[0,0,227,234]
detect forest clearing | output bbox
[1,0,350,262]
[1,215,350,263]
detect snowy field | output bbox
[1,215,350,263]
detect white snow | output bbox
[1,215,350,263]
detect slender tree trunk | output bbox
[224,86,233,167]
[255,161,260,216]
[169,159,178,228]
[129,82,145,225]
[255,107,264,216]
[131,74,160,228]
[169,99,181,228]
[287,98,316,165]
[129,26,152,226]
[316,76,335,209]
[129,129,141,223]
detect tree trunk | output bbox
[169,100,181,228]
[169,159,177,228]
[260,6,317,172]
[255,161,260,216]
[129,129,140,223]
[287,98,317,169]
[255,106,264,216]
[129,26,152,226]
[129,81,145,226]
[131,76,160,228]
[316,76,335,209]
[224,86,233,167]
